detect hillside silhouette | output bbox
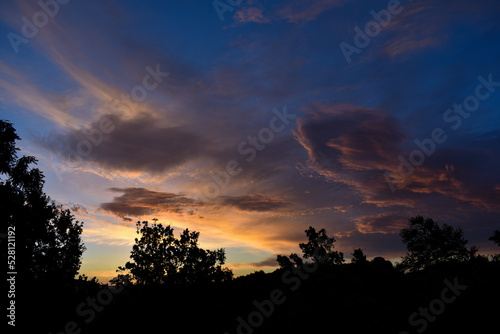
[2,119,500,333]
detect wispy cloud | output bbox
[220,194,290,212]
[277,0,345,24]
[234,7,270,24]
[355,213,409,234]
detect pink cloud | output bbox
[295,102,500,215]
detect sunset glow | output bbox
[1,0,499,283]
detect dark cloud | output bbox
[45,113,211,174]
[296,104,405,172]
[295,102,500,238]
[220,194,290,212]
[295,104,409,207]
[249,256,279,268]
[101,187,202,219]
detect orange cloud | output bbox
[295,102,500,214]
[355,213,408,234]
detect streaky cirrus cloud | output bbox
[277,0,345,24]
[220,194,290,212]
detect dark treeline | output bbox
[2,119,500,334]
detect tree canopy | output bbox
[277,226,344,270]
[0,120,85,281]
[351,248,368,264]
[398,216,477,272]
[117,220,233,285]
[490,230,500,247]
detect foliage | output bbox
[5,114,498,332]
[0,120,85,281]
[109,273,133,287]
[277,226,344,270]
[78,274,99,284]
[490,230,500,247]
[351,248,367,264]
[31,209,86,280]
[117,220,233,285]
[398,216,477,272]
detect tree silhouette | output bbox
[30,209,85,280]
[351,248,367,264]
[109,273,133,287]
[0,120,85,282]
[490,230,500,247]
[117,220,233,285]
[370,256,394,271]
[398,216,477,272]
[277,253,302,270]
[277,226,344,269]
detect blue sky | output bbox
[1,0,499,281]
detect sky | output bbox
[1,0,499,282]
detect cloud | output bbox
[234,7,270,24]
[295,102,500,218]
[81,219,137,246]
[229,255,279,270]
[43,112,212,174]
[354,213,408,234]
[295,103,408,205]
[220,194,290,212]
[100,187,202,220]
[0,61,87,128]
[3,0,499,277]
[380,2,449,58]
[249,255,279,267]
[60,203,90,216]
[378,0,500,59]
[277,0,345,24]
